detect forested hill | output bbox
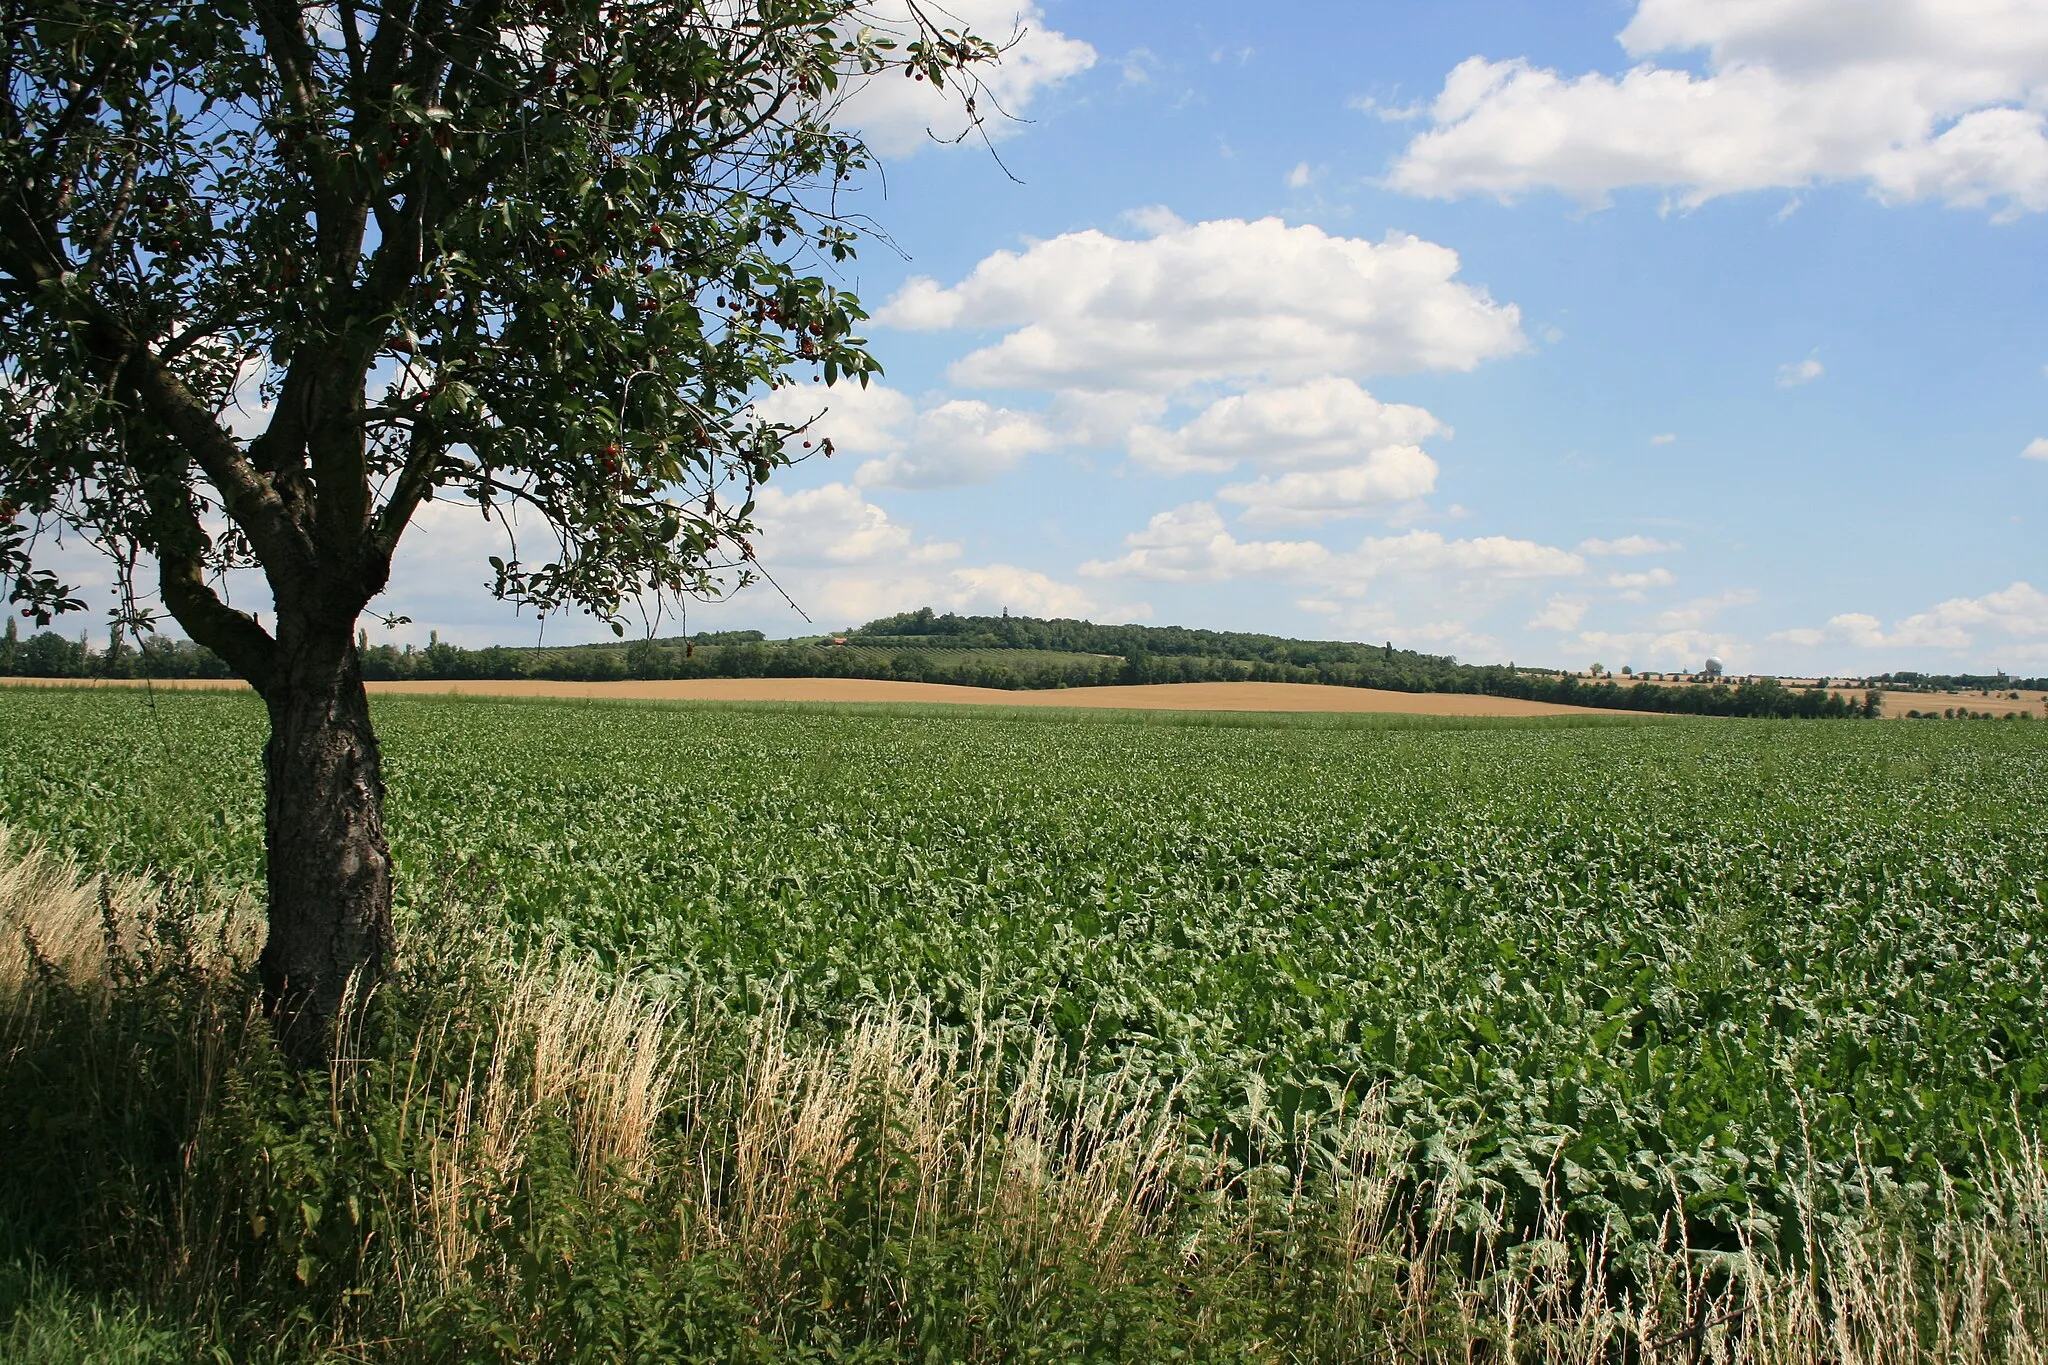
[838,608,1881,718]
[846,607,1462,687]
[1,607,1907,718]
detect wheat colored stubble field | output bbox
[0,675,1631,716]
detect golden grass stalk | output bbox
[3,824,2046,1361]
[0,826,258,998]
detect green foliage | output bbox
[0,837,1522,1360]
[2,689,2043,1266]
[0,1256,190,1365]
[0,0,996,661]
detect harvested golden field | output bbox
[0,674,1628,716]
[1879,689,2047,720]
[1595,675,2048,720]
[361,677,1629,715]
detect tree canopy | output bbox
[1,0,995,663]
[0,0,1000,1049]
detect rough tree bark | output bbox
[117,344,406,1060]
[257,627,394,1061]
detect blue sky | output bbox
[182,2,2048,672]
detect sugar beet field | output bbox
[4,687,2046,1261]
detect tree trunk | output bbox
[258,635,394,1062]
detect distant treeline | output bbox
[847,607,1473,690]
[1875,670,2048,692]
[0,622,235,680]
[1474,670,1878,719]
[845,609,1881,718]
[1,610,1883,718]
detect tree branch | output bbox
[121,335,319,598]
[81,151,139,274]
[140,478,282,689]
[362,415,441,594]
[336,0,367,86]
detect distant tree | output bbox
[1,0,998,1052]
[625,636,669,679]
[17,630,85,676]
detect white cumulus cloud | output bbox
[878,216,1525,400]
[1530,595,1589,631]
[753,383,1056,489]
[837,2,1096,158]
[751,482,963,567]
[1565,591,1757,671]
[1387,0,2048,216]
[747,482,1137,625]
[1778,355,1825,387]
[855,401,1059,489]
[1579,534,1682,556]
[1344,529,1586,582]
[1217,446,1440,525]
[769,561,1138,633]
[2023,436,2048,460]
[942,563,1131,621]
[754,381,916,455]
[1126,376,1447,475]
[1775,581,2048,653]
[1072,505,1605,656]
[1078,503,1331,583]
[1652,589,1759,632]
[1605,564,1671,593]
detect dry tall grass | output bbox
[3,824,2044,1361]
[0,827,258,995]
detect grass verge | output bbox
[1,825,2043,1362]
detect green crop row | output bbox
[1,687,2042,1263]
